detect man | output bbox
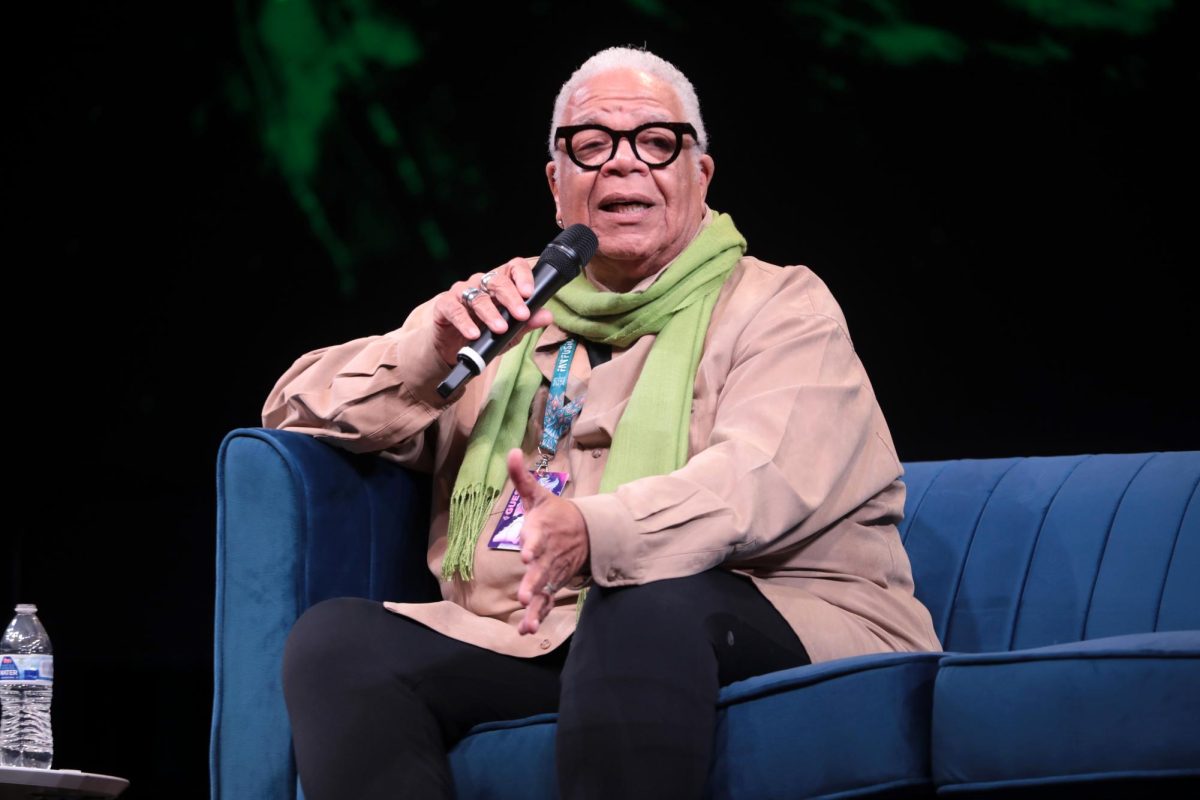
[269,46,939,800]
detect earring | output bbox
[556,217,564,229]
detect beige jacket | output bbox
[262,255,941,663]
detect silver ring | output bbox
[542,581,559,595]
[479,271,497,294]
[460,287,484,304]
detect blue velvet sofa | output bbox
[211,428,1199,798]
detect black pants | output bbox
[282,569,810,799]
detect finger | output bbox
[507,257,535,298]
[496,309,555,357]
[434,290,481,341]
[526,308,553,331]
[463,289,510,335]
[520,575,562,634]
[536,591,554,625]
[519,595,546,634]
[518,550,560,606]
[517,562,543,606]
[507,449,544,508]
[486,269,531,322]
[519,517,542,565]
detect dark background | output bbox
[6,1,1197,797]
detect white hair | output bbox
[547,46,708,161]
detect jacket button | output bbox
[539,639,551,650]
[591,449,602,458]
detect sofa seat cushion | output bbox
[932,631,1200,794]
[450,713,561,799]
[448,652,942,800]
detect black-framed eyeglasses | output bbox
[554,122,698,170]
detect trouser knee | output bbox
[565,578,721,697]
[570,573,735,653]
[282,597,380,699]
[566,570,809,688]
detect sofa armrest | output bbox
[210,427,437,800]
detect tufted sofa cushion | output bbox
[932,631,1200,794]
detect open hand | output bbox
[508,449,590,634]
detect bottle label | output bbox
[0,654,53,684]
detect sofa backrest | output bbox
[898,452,1199,654]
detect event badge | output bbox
[487,471,570,550]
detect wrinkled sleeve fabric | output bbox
[572,269,896,586]
[260,300,452,465]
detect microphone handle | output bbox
[435,265,572,398]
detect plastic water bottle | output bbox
[0,604,54,769]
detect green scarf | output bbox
[442,212,747,581]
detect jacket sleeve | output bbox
[260,300,454,465]
[570,272,902,586]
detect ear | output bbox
[697,153,715,204]
[545,161,561,219]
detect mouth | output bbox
[597,195,655,215]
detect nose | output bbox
[602,134,648,175]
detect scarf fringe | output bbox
[442,484,500,581]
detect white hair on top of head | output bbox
[547,46,708,161]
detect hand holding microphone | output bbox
[429,257,549,369]
[435,224,598,397]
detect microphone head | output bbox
[542,223,599,277]
[558,223,599,264]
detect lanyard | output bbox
[535,339,584,474]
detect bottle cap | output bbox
[15,604,38,613]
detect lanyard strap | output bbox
[536,339,584,473]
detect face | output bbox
[546,68,715,291]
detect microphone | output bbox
[436,224,599,398]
